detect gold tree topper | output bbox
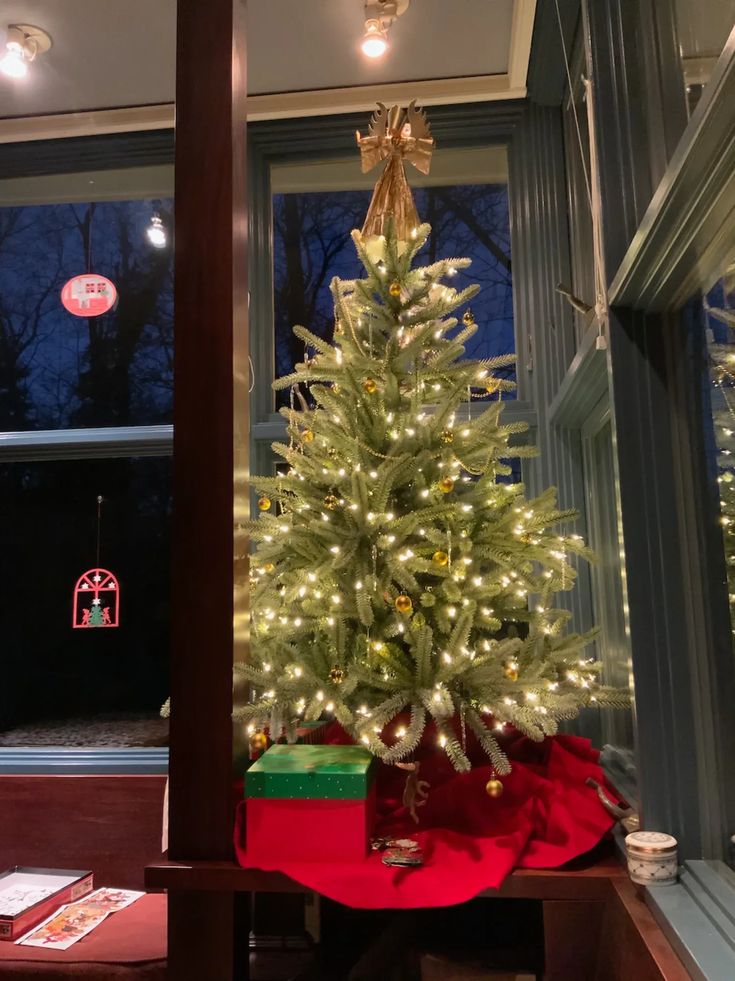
[356,100,435,241]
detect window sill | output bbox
[647,861,735,981]
[0,747,168,774]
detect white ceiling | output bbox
[0,0,520,119]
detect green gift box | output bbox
[244,744,376,800]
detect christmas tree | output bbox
[235,103,626,776]
[88,601,104,626]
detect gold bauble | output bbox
[462,309,476,326]
[363,377,378,394]
[328,666,345,684]
[263,562,275,574]
[504,664,519,681]
[301,429,315,443]
[485,378,500,395]
[257,496,271,511]
[440,429,454,444]
[324,494,339,511]
[389,280,402,297]
[485,777,504,798]
[249,730,268,753]
[432,551,449,567]
[438,476,455,494]
[395,594,413,615]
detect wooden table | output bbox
[146,852,690,980]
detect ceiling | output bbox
[0,0,532,123]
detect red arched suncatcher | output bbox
[73,568,120,629]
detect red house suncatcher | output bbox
[73,568,120,629]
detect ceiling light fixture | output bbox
[0,24,52,80]
[360,0,409,59]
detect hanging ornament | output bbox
[485,378,501,395]
[61,274,117,318]
[72,496,120,629]
[257,496,272,511]
[462,308,476,327]
[389,280,402,297]
[432,550,449,567]
[440,429,454,444]
[249,729,268,758]
[324,494,340,511]
[328,666,345,684]
[262,562,275,574]
[485,776,504,798]
[301,429,315,443]
[395,594,413,614]
[503,663,519,681]
[363,377,378,394]
[438,476,455,494]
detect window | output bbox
[704,261,735,630]
[0,137,174,753]
[271,147,514,409]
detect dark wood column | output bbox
[168,0,249,976]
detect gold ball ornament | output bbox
[438,476,455,494]
[485,378,501,395]
[324,494,339,511]
[257,496,271,511]
[363,377,378,394]
[328,666,345,684]
[389,280,402,297]
[395,594,413,615]
[249,730,268,754]
[432,550,450,567]
[503,664,519,681]
[262,562,275,574]
[301,429,315,444]
[485,777,504,798]
[440,429,454,444]
[462,309,476,326]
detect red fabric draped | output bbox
[235,727,617,908]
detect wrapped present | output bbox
[244,745,376,863]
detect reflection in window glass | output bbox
[675,0,735,113]
[706,265,735,626]
[0,199,173,430]
[0,457,171,746]
[273,183,514,408]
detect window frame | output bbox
[0,130,175,774]
[247,104,536,478]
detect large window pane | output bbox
[0,456,171,747]
[272,147,514,409]
[0,191,173,430]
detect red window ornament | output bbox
[73,568,120,629]
[61,274,117,318]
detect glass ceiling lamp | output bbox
[0,24,52,79]
[360,0,410,59]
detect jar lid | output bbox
[625,831,678,855]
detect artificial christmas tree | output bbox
[235,103,626,786]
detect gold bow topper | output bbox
[356,100,435,240]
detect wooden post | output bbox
[168,0,249,975]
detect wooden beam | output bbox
[169,0,248,865]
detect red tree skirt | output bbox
[234,730,617,908]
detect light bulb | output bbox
[361,20,388,57]
[0,42,27,78]
[146,214,167,248]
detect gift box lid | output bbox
[244,744,376,799]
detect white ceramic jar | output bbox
[625,831,678,886]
